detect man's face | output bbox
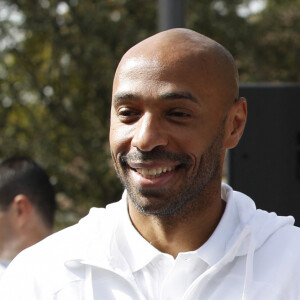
[110,55,227,217]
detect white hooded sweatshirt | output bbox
[1,184,300,300]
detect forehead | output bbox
[115,57,163,87]
[119,57,161,73]
[113,55,211,101]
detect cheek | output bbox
[109,121,135,157]
[177,132,212,170]
[174,128,205,153]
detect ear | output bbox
[224,97,247,149]
[11,194,32,227]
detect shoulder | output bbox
[265,223,300,252]
[255,223,300,279]
[6,200,124,269]
[26,201,124,260]
[252,224,300,298]
[0,201,125,298]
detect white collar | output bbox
[115,191,162,272]
[195,183,240,266]
[114,184,240,271]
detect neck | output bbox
[128,185,225,258]
[0,225,52,261]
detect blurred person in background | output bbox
[0,157,56,278]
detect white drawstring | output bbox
[183,227,253,300]
[242,232,255,300]
[84,265,94,300]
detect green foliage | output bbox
[187,0,300,82]
[0,0,157,228]
[248,0,300,81]
[0,0,299,228]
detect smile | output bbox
[135,166,176,179]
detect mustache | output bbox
[120,147,192,165]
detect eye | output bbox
[119,108,136,116]
[167,109,192,120]
[117,107,140,123]
[169,111,191,117]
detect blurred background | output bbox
[0,0,299,229]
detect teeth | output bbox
[136,166,175,178]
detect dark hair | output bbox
[0,157,56,228]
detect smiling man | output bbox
[1,29,300,299]
[109,29,245,257]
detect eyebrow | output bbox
[113,91,198,104]
[159,91,197,103]
[113,93,137,103]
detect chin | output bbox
[128,190,187,217]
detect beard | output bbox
[113,125,225,218]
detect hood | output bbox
[64,200,125,270]
[223,184,294,256]
[191,183,295,300]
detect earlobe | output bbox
[224,97,247,149]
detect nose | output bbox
[131,113,168,152]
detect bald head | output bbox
[114,28,239,106]
[110,29,247,222]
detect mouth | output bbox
[125,161,184,190]
[135,166,176,179]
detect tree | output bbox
[187,0,300,82]
[0,0,157,228]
